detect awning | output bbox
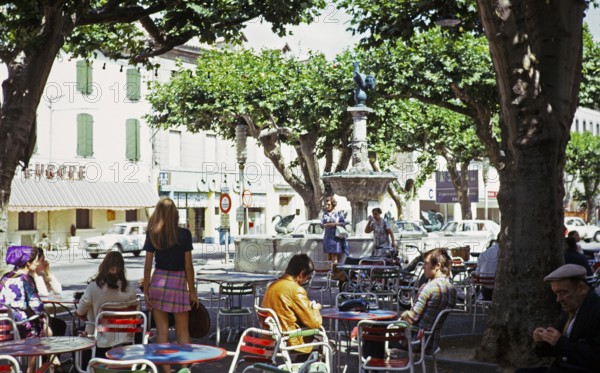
[8,178,159,212]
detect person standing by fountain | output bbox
[321,196,347,266]
[365,207,396,257]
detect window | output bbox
[575,119,579,132]
[125,119,141,161]
[583,120,587,132]
[125,68,141,101]
[76,60,93,95]
[18,212,35,231]
[76,209,91,229]
[77,113,94,157]
[125,210,137,222]
[597,123,599,136]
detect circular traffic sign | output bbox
[219,193,232,214]
[242,190,253,208]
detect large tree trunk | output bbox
[475,0,584,366]
[445,157,474,219]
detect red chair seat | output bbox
[364,357,410,368]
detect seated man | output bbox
[261,253,323,361]
[564,237,592,276]
[476,237,500,300]
[364,248,457,357]
[400,247,457,331]
[516,264,600,372]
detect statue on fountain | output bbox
[353,61,376,106]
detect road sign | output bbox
[219,193,232,214]
[242,190,252,207]
[236,207,245,222]
[220,213,230,227]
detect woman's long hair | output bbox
[147,197,179,250]
[95,251,128,291]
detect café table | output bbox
[106,343,227,365]
[0,336,95,373]
[320,308,398,370]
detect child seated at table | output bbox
[76,251,137,369]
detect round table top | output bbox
[197,271,278,284]
[41,293,79,304]
[320,308,398,321]
[107,343,227,365]
[335,264,399,271]
[0,336,95,356]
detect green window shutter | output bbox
[76,60,93,95]
[125,118,140,161]
[126,68,141,101]
[77,113,94,157]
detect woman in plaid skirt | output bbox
[143,198,198,353]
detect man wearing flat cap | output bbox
[516,264,600,372]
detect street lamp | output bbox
[236,122,248,234]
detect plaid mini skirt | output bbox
[148,268,191,313]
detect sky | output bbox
[243,5,600,60]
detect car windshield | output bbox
[108,225,127,234]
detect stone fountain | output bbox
[321,62,396,228]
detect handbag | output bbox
[335,225,349,239]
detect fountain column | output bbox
[322,63,396,230]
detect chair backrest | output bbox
[335,292,379,310]
[359,258,386,266]
[255,305,283,334]
[418,308,454,357]
[228,327,281,373]
[471,272,496,287]
[357,320,412,371]
[220,282,256,309]
[87,357,158,373]
[370,266,401,280]
[94,309,147,350]
[0,317,20,343]
[0,354,20,373]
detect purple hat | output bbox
[6,246,33,267]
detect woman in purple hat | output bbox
[0,246,46,373]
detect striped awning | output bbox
[8,178,159,212]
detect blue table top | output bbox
[106,343,227,365]
[321,308,398,321]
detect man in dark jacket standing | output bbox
[516,264,600,372]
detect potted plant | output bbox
[67,223,80,249]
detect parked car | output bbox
[289,219,353,238]
[564,216,600,242]
[430,219,500,241]
[392,220,428,240]
[83,222,147,259]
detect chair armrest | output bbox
[286,328,322,338]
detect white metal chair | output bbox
[217,282,256,345]
[357,319,414,373]
[253,306,332,372]
[87,358,158,373]
[92,307,148,358]
[470,272,495,332]
[0,354,21,373]
[412,308,454,373]
[308,261,336,306]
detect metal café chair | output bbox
[216,282,256,345]
[357,319,414,373]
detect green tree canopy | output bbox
[566,131,600,221]
[147,49,357,217]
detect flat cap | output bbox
[544,264,587,282]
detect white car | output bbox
[564,217,600,242]
[83,222,147,259]
[430,219,500,242]
[289,219,353,238]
